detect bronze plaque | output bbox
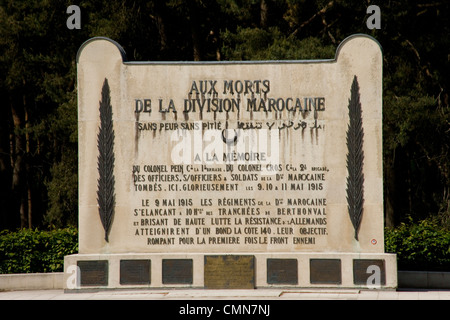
[267,259,298,285]
[310,259,341,284]
[120,260,151,285]
[162,259,193,284]
[204,255,255,289]
[353,259,386,285]
[77,260,108,286]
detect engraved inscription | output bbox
[162,259,193,284]
[204,255,255,289]
[77,260,108,286]
[120,259,151,285]
[267,259,298,285]
[309,259,341,284]
[353,259,385,285]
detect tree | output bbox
[378,2,450,227]
[0,0,448,231]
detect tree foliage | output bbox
[385,217,450,271]
[0,0,448,230]
[0,227,78,273]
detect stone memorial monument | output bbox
[64,34,397,290]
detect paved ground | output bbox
[1,288,449,300]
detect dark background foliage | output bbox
[0,1,448,237]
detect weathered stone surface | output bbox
[64,34,397,291]
[76,35,383,255]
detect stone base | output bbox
[64,252,397,290]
